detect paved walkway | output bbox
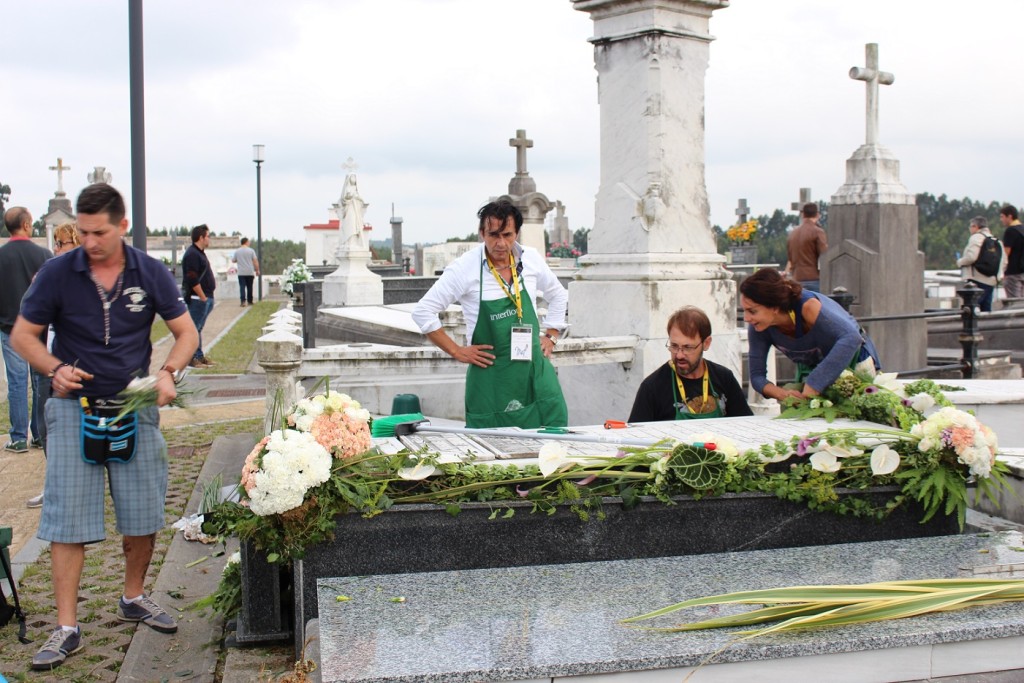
[1,298,269,564]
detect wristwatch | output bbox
[160,364,185,384]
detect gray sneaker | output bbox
[4,440,28,453]
[117,595,178,633]
[31,626,83,670]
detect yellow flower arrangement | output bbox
[726,219,758,245]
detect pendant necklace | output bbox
[89,262,126,345]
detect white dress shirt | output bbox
[412,243,568,344]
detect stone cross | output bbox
[509,129,533,175]
[735,198,750,223]
[849,43,894,146]
[88,166,112,185]
[49,157,71,195]
[791,187,813,212]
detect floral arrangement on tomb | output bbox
[547,241,581,259]
[726,218,758,245]
[778,357,961,429]
[197,373,1008,617]
[280,258,313,297]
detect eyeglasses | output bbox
[666,340,704,354]
[55,240,75,249]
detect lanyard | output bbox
[486,253,523,323]
[671,360,710,413]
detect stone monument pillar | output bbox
[564,0,736,424]
[322,159,384,307]
[498,129,552,255]
[822,43,925,373]
[390,212,403,266]
[549,201,574,246]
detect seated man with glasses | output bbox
[628,306,752,422]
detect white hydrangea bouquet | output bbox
[240,429,332,516]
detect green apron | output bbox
[465,261,568,429]
[670,361,724,420]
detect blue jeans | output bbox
[187,297,214,359]
[969,280,994,313]
[238,275,255,304]
[1,330,30,442]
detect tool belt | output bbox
[79,398,138,465]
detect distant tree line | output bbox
[713,192,1017,270]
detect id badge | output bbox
[510,325,533,362]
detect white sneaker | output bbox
[26,493,44,508]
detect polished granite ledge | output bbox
[316,531,1024,683]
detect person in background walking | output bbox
[785,202,828,293]
[232,236,259,307]
[956,216,1003,313]
[0,206,52,453]
[1000,205,1024,300]
[181,224,216,367]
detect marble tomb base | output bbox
[314,531,1024,683]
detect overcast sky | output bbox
[6,1,1024,249]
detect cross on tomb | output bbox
[509,129,533,175]
[791,187,813,212]
[849,43,894,146]
[735,198,750,223]
[49,157,71,195]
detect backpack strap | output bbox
[0,545,31,644]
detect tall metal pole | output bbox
[255,156,264,301]
[129,0,147,250]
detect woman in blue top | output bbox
[740,268,880,401]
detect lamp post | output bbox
[252,144,265,301]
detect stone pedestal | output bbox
[565,0,735,424]
[824,144,926,373]
[256,329,302,435]
[321,247,383,307]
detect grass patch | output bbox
[188,300,280,374]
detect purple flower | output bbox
[574,474,598,487]
[901,398,912,407]
[796,437,820,457]
[864,386,879,394]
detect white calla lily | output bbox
[822,442,863,459]
[809,451,841,473]
[538,442,570,477]
[872,372,901,392]
[869,445,900,475]
[397,460,436,481]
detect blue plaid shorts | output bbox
[38,398,168,544]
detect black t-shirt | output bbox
[1003,224,1024,276]
[628,359,753,423]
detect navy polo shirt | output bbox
[21,244,188,398]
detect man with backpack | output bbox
[1000,205,1024,300]
[957,216,1004,312]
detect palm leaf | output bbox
[626,579,1024,636]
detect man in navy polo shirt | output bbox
[11,183,198,671]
